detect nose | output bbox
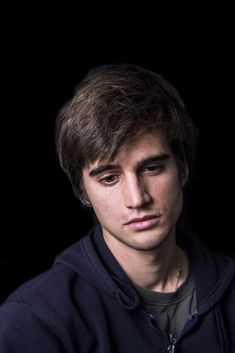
[122,175,152,209]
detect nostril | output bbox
[122,177,152,208]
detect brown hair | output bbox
[56,64,198,205]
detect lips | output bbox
[125,214,160,231]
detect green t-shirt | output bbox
[135,269,197,340]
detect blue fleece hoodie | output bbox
[0,225,234,353]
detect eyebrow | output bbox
[88,153,170,177]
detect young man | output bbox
[0,64,234,352]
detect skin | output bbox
[82,131,188,292]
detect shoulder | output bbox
[0,262,84,352]
[0,229,100,319]
[3,232,91,308]
[0,296,68,352]
[5,262,77,303]
[0,232,100,352]
[1,263,74,321]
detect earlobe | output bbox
[80,191,92,208]
[78,182,92,208]
[83,198,92,207]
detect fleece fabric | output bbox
[0,225,234,353]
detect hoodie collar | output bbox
[57,224,235,314]
[56,224,140,311]
[177,230,235,314]
[83,224,140,311]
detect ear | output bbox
[79,190,92,208]
[82,197,92,208]
[77,176,92,208]
[79,185,93,208]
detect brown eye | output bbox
[99,175,119,185]
[142,164,164,174]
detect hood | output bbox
[177,230,235,315]
[56,225,235,314]
[56,225,140,311]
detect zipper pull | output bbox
[168,333,177,353]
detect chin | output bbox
[127,227,173,251]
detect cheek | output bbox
[154,176,183,209]
[89,189,121,216]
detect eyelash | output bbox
[98,165,164,186]
[141,164,164,175]
[99,175,120,186]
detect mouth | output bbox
[124,214,161,231]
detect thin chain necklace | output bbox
[175,247,183,291]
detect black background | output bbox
[1,4,234,301]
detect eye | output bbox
[99,174,120,186]
[141,164,164,174]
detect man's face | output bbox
[82,132,185,252]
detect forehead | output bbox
[85,131,173,170]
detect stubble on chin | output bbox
[107,225,174,253]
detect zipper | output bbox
[146,310,199,352]
[146,313,179,352]
[168,333,177,353]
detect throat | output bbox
[133,247,186,293]
[104,232,187,293]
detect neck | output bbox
[103,232,188,293]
